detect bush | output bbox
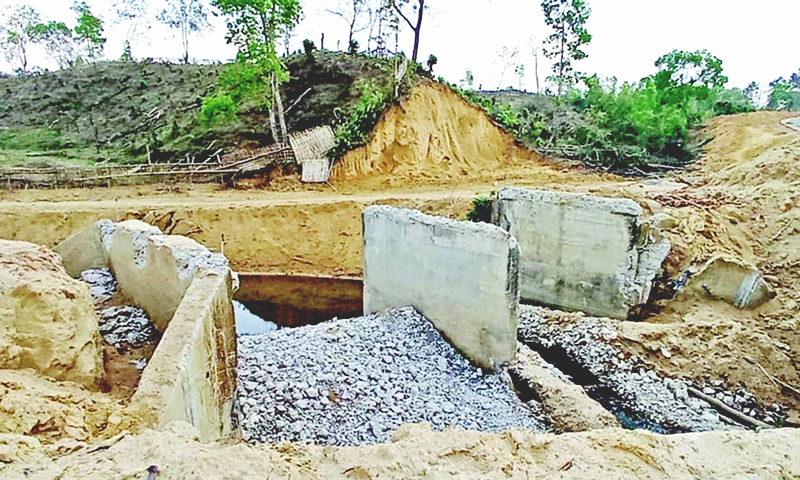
[328,80,391,159]
[466,196,493,223]
[200,93,237,125]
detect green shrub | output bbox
[200,93,237,125]
[328,80,391,159]
[466,196,493,223]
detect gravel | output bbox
[518,305,732,433]
[238,306,546,446]
[98,306,159,346]
[79,268,117,305]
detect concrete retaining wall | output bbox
[363,206,519,369]
[493,187,669,319]
[55,220,238,441]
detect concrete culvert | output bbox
[237,306,547,446]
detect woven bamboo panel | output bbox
[288,126,335,162]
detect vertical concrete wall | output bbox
[55,220,239,442]
[493,187,667,319]
[363,206,519,369]
[128,273,238,442]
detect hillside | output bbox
[0,53,403,167]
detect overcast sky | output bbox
[1,0,798,91]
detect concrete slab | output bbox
[363,206,519,369]
[493,187,666,319]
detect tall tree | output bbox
[541,0,592,93]
[325,0,368,49]
[30,21,77,69]
[768,75,800,111]
[389,0,424,62]
[72,1,106,62]
[158,0,210,63]
[110,0,151,59]
[213,0,302,141]
[654,49,728,89]
[0,4,41,73]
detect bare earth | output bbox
[1,83,799,478]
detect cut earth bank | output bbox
[0,82,799,477]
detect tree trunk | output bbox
[412,0,424,62]
[268,107,279,143]
[273,73,288,142]
[534,48,540,94]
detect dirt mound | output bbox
[0,240,103,388]
[331,82,542,185]
[0,369,126,444]
[4,421,800,479]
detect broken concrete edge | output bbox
[494,187,643,219]
[55,219,240,442]
[362,205,519,370]
[685,255,776,309]
[492,187,670,319]
[509,344,620,433]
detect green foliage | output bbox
[541,0,592,92]
[30,20,76,69]
[201,93,237,125]
[466,196,493,223]
[349,39,359,55]
[303,39,315,57]
[768,73,800,111]
[426,54,438,73]
[72,1,106,62]
[0,4,41,73]
[329,79,392,159]
[654,49,728,89]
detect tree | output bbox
[158,0,210,63]
[0,4,41,73]
[212,0,302,141]
[459,69,473,90]
[389,0,425,62]
[30,21,77,69]
[654,49,728,89]
[72,1,105,62]
[111,0,151,59]
[541,0,592,93]
[325,0,368,49]
[515,64,525,90]
[743,81,761,107]
[768,76,800,111]
[426,53,436,73]
[495,45,518,89]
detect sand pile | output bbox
[331,82,537,184]
[0,240,103,388]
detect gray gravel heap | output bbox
[518,305,732,433]
[238,306,546,446]
[99,306,159,346]
[79,268,117,305]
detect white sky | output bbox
[1,0,798,91]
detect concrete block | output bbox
[494,187,666,319]
[363,206,519,369]
[685,255,776,309]
[108,221,229,331]
[54,220,106,277]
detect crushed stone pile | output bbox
[98,306,158,346]
[518,305,731,433]
[238,307,546,446]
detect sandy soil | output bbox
[2,421,800,479]
[1,82,800,476]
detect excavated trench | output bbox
[231,274,747,443]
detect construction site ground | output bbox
[2,82,800,478]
